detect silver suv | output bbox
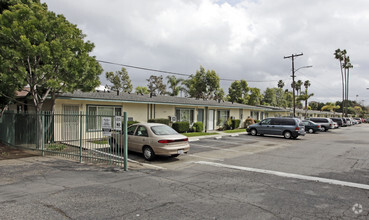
[308,117,334,132]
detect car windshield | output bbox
[151,125,179,135]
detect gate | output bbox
[0,111,128,170]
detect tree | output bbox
[0,1,102,114]
[297,80,314,117]
[105,67,132,93]
[166,75,183,96]
[147,75,166,95]
[213,88,225,103]
[321,103,340,113]
[185,66,220,99]
[297,91,314,117]
[295,80,303,96]
[262,88,277,106]
[0,1,102,148]
[277,80,285,89]
[135,86,149,95]
[248,87,263,105]
[227,80,249,104]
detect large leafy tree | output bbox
[262,88,277,106]
[0,1,102,113]
[105,67,133,93]
[248,87,263,105]
[147,75,166,95]
[227,80,249,104]
[185,66,220,99]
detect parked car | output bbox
[331,118,344,127]
[354,118,362,124]
[246,117,306,139]
[308,117,333,132]
[332,121,339,128]
[340,117,348,127]
[302,120,321,133]
[345,118,352,126]
[109,123,190,160]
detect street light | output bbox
[291,65,313,117]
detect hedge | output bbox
[172,121,190,133]
[127,121,140,127]
[192,121,204,132]
[231,119,241,129]
[148,118,170,125]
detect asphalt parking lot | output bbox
[1,124,369,219]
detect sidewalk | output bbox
[188,130,248,142]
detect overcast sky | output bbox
[43,0,369,104]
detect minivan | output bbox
[246,117,306,139]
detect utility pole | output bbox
[284,53,303,117]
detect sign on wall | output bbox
[114,116,122,131]
[102,117,112,136]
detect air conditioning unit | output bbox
[169,116,177,122]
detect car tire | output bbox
[109,138,118,151]
[250,129,257,136]
[283,131,292,139]
[321,126,327,132]
[143,146,155,161]
[308,128,314,133]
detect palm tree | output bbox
[334,48,345,115]
[295,80,303,96]
[277,80,285,89]
[304,80,311,90]
[166,75,183,96]
[297,91,314,117]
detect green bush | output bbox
[172,121,190,133]
[192,121,204,132]
[254,119,260,123]
[127,121,139,127]
[148,118,170,125]
[224,118,233,130]
[232,119,241,129]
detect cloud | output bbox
[42,0,369,103]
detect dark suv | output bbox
[246,117,306,139]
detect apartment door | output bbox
[208,110,214,131]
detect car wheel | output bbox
[283,131,292,139]
[321,126,327,132]
[143,146,155,161]
[109,138,118,151]
[250,129,257,136]
[308,128,314,133]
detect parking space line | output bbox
[188,144,240,152]
[195,161,369,190]
[187,154,224,161]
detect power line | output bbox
[97,59,276,83]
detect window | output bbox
[136,126,148,137]
[176,108,194,123]
[261,118,271,125]
[151,125,178,135]
[87,105,122,131]
[197,109,204,123]
[251,111,259,120]
[217,110,230,126]
[128,125,137,135]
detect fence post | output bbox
[79,111,83,163]
[123,112,128,171]
[42,113,45,156]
